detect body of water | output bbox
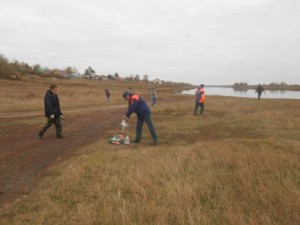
[181,87,300,99]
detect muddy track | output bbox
[0,105,126,208]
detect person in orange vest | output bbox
[122,91,158,145]
[193,84,205,115]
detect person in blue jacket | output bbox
[122,91,158,145]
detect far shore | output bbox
[192,84,300,91]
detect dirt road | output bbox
[0,105,126,207]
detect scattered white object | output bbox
[109,134,130,145]
[120,119,129,132]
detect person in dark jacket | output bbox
[122,91,158,145]
[255,84,265,100]
[193,84,205,115]
[38,84,64,139]
[104,89,111,102]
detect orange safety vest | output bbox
[197,88,205,103]
[130,94,140,104]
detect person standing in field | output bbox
[193,84,205,115]
[127,87,132,94]
[104,89,111,102]
[255,84,265,100]
[122,91,158,145]
[126,87,132,106]
[38,84,64,139]
[149,87,157,106]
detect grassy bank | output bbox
[0,76,192,113]
[1,78,299,225]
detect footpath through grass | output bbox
[1,78,300,225]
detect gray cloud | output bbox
[1,0,299,84]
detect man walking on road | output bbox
[38,84,64,139]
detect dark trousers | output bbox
[257,92,262,99]
[39,117,62,137]
[135,114,157,142]
[150,97,157,105]
[194,102,204,115]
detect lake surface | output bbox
[181,87,300,99]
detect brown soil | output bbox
[0,105,126,208]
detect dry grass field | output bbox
[0,77,299,225]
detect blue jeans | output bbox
[135,114,157,142]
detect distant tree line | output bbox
[0,53,196,87]
[233,82,299,91]
[0,54,155,82]
[82,67,150,82]
[0,54,29,80]
[0,54,73,80]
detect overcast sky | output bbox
[1,0,299,85]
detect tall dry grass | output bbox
[0,76,190,113]
[0,79,299,225]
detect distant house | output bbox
[51,69,68,76]
[91,75,102,80]
[38,67,49,73]
[107,74,116,80]
[69,72,82,78]
[115,76,124,81]
[153,78,163,84]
